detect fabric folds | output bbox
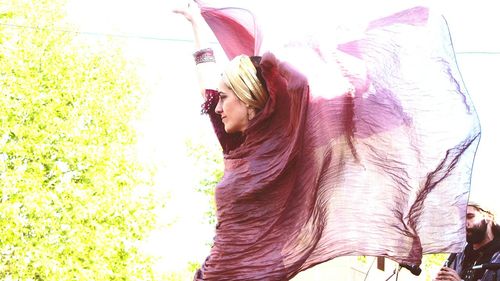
[195,2,481,280]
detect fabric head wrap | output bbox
[223,55,268,110]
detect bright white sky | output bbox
[64,0,500,273]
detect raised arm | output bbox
[173,3,220,99]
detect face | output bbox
[215,80,255,134]
[466,206,489,244]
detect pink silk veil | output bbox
[195,2,481,280]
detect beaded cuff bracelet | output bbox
[193,48,216,65]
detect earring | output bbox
[247,107,256,120]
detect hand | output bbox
[172,1,202,24]
[434,267,462,281]
[172,0,212,51]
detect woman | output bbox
[174,4,271,152]
[174,2,481,280]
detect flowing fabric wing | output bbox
[196,2,481,280]
[199,4,261,59]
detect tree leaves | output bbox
[0,1,158,280]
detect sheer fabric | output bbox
[195,3,481,280]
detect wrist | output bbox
[193,48,216,65]
[189,13,204,26]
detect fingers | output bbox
[172,9,189,19]
[172,0,197,12]
[434,267,461,281]
[172,1,201,22]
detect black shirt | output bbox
[461,236,500,281]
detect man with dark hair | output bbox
[435,203,500,281]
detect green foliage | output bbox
[163,262,201,281]
[357,256,367,264]
[185,137,223,225]
[422,253,448,281]
[162,137,223,279]
[0,0,158,280]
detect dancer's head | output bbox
[215,55,268,133]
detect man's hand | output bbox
[434,267,462,281]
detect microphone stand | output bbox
[384,267,397,281]
[384,266,403,281]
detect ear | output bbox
[485,213,494,223]
[247,107,257,120]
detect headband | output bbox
[223,55,268,109]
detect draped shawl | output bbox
[195,3,481,280]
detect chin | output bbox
[224,126,235,134]
[224,125,243,134]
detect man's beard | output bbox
[466,219,488,244]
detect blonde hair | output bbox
[223,55,268,110]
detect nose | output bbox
[466,220,473,228]
[466,217,476,229]
[215,97,223,115]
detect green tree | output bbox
[0,0,158,280]
[158,136,222,280]
[422,253,448,281]
[186,137,223,226]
